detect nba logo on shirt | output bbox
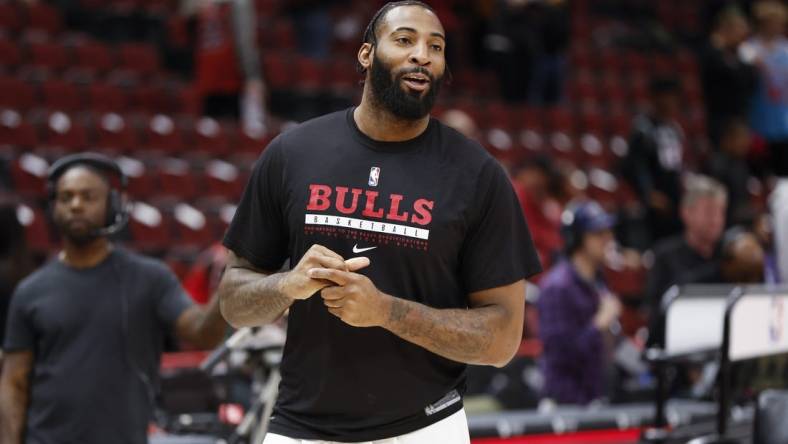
[368,167,380,187]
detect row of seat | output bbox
[0,75,199,114]
[0,37,161,77]
[0,108,272,154]
[16,197,237,254]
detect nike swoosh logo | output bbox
[352,244,377,254]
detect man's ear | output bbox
[358,42,373,71]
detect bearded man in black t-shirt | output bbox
[218,2,542,442]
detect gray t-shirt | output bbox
[3,248,193,444]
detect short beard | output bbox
[369,53,442,120]
[54,218,102,246]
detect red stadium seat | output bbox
[484,102,516,130]
[119,43,160,77]
[156,158,200,199]
[0,38,22,68]
[203,159,245,199]
[194,117,230,155]
[26,2,63,35]
[129,84,172,113]
[29,41,70,71]
[0,3,23,34]
[0,77,36,110]
[545,106,575,133]
[128,200,172,252]
[262,52,291,90]
[94,113,139,151]
[88,83,129,113]
[0,110,39,148]
[41,80,83,111]
[236,126,270,154]
[17,202,54,252]
[293,55,325,91]
[145,114,186,153]
[42,111,89,151]
[171,202,215,248]
[117,156,157,199]
[173,85,201,116]
[327,57,360,91]
[11,153,49,199]
[73,40,115,75]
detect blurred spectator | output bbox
[286,0,336,60]
[485,0,569,105]
[720,227,766,283]
[703,118,756,226]
[645,175,727,347]
[527,0,570,105]
[485,0,536,103]
[739,1,788,176]
[699,6,758,144]
[441,108,480,140]
[511,156,564,269]
[0,203,33,357]
[184,0,267,134]
[753,212,780,283]
[538,201,622,405]
[621,76,686,244]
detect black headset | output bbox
[47,152,130,236]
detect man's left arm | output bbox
[383,281,526,368]
[174,294,227,349]
[311,267,525,368]
[152,261,228,350]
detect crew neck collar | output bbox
[346,107,435,153]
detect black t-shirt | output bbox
[645,235,722,347]
[3,248,193,444]
[223,108,542,441]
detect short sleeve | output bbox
[3,284,35,352]
[152,264,193,328]
[223,137,289,270]
[460,160,542,292]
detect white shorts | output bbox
[262,409,470,444]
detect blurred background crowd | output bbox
[0,0,787,426]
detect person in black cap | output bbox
[0,152,227,444]
[621,76,686,245]
[537,200,622,405]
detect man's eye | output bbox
[396,37,411,44]
[431,45,443,52]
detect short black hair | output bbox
[362,1,436,46]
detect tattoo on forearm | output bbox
[385,298,506,365]
[218,269,293,327]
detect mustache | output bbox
[395,66,435,82]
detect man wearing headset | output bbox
[0,153,227,444]
[537,200,622,405]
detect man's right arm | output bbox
[217,250,292,328]
[0,351,32,444]
[217,246,370,328]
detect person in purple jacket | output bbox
[537,200,622,405]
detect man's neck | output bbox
[59,238,113,269]
[570,253,598,282]
[354,90,430,142]
[685,232,715,259]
